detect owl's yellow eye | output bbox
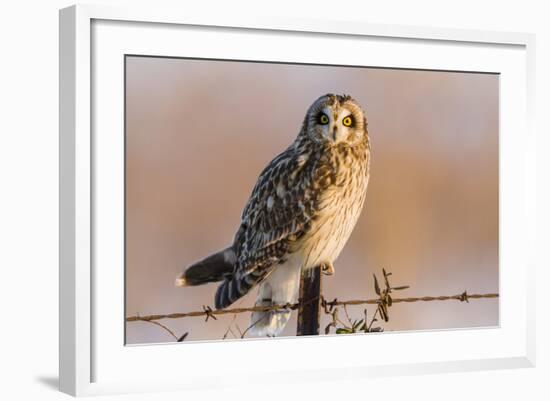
[318,113,329,125]
[342,116,353,127]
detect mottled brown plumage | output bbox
[176,94,371,336]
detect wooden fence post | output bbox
[296,265,322,336]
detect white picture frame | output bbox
[59,3,536,397]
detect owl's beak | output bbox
[331,127,338,142]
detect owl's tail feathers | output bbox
[214,270,260,310]
[175,247,236,287]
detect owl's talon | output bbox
[322,263,335,276]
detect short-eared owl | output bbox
[176,94,371,336]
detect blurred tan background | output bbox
[125,56,498,344]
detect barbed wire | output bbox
[126,291,498,323]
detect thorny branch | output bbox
[126,269,498,341]
[323,268,408,334]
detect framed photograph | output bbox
[59,4,536,396]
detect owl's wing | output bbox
[214,146,320,309]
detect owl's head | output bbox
[304,94,367,146]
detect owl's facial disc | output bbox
[315,106,360,145]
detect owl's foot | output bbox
[321,262,335,276]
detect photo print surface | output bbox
[125,56,499,344]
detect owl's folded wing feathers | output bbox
[215,146,323,308]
